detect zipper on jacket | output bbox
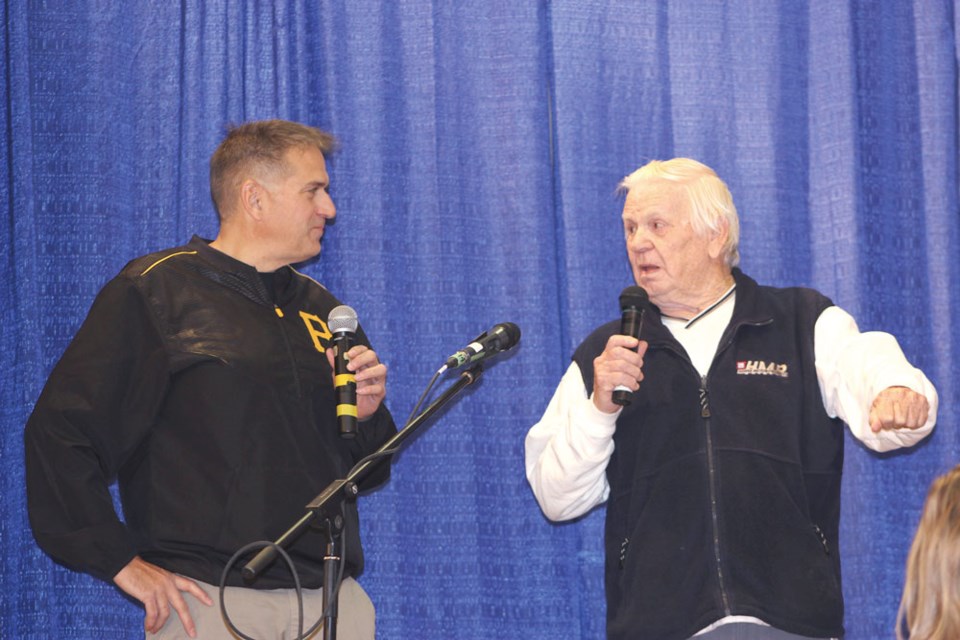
[813,524,830,555]
[619,537,629,569]
[696,317,773,617]
[700,376,731,615]
[274,304,303,398]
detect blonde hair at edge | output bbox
[619,158,741,268]
[897,464,960,640]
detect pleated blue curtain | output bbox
[2,1,958,638]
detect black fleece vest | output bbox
[574,270,844,640]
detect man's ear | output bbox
[707,218,729,260]
[240,179,264,219]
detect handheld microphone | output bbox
[443,322,521,371]
[612,286,648,406]
[328,305,359,438]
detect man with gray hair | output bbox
[526,158,937,639]
[26,120,396,639]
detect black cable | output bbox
[405,367,444,427]
[220,541,303,640]
[219,501,350,640]
[347,365,446,472]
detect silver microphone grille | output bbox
[328,305,358,334]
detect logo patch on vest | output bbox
[736,360,789,378]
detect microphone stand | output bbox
[320,517,341,640]
[240,364,484,639]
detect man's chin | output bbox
[634,277,665,303]
[290,245,323,267]
[634,271,659,287]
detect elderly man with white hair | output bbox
[525,158,938,640]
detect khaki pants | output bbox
[150,577,374,640]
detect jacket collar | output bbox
[728,268,775,327]
[643,268,773,346]
[188,235,259,275]
[186,235,298,307]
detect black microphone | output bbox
[328,305,359,438]
[443,322,521,371]
[612,286,648,407]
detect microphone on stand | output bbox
[328,305,359,438]
[442,322,521,372]
[612,286,648,407]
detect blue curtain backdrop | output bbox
[2,1,958,638]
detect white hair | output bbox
[620,158,740,267]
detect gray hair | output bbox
[210,120,337,219]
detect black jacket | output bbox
[574,270,844,640]
[25,236,396,589]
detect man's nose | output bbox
[627,229,651,251]
[317,194,336,219]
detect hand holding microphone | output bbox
[593,286,648,413]
[327,305,388,438]
[612,286,648,406]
